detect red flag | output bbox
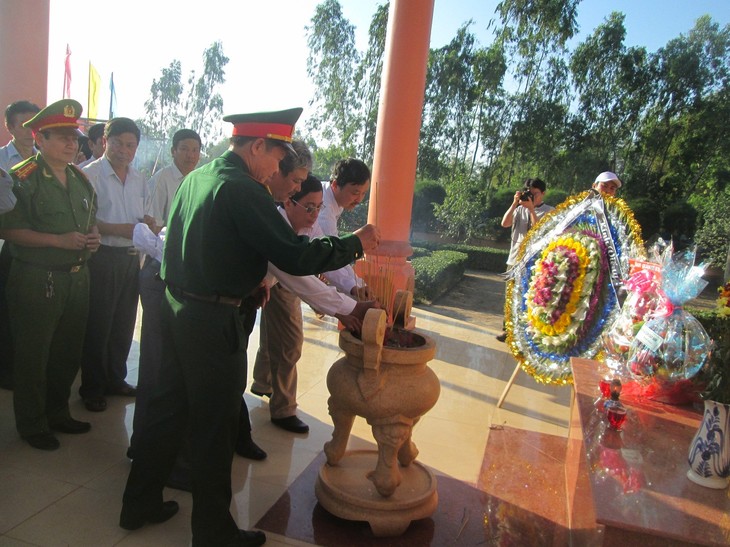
[63,44,72,98]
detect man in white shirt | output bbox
[145,129,201,227]
[80,117,151,412]
[318,158,372,299]
[0,100,40,172]
[77,123,105,169]
[250,174,375,438]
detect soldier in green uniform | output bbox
[120,107,380,547]
[0,99,101,451]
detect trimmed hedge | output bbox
[411,240,508,272]
[411,250,468,305]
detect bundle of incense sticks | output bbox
[356,255,396,325]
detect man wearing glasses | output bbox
[251,174,377,437]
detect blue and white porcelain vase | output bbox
[687,400,730,489]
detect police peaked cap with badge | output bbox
[22,99,84,135]
[223,107,303,153]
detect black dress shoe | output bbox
[83,396,107,412]
[496,331,507,342]
[271,415,309,433]
[119,500,179,530]
[250,389,271,398]
[23,432,60,451]
[235,438,267,460]
[225,529,266,546]
[51,418,91,434]
[106,382,137,397]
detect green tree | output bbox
[433,169,488,239]
[142,60,183,139]
[493,0,580,186]
[354,2,389,163]
[569,12,653,184]
[141,42,229,149]
[182,41,229,146]
[306,0,361,149]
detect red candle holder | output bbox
[607,406,627,431]
[599,377,612,398]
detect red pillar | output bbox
[0,0,49,143]
[358,0,434,323]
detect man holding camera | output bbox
[496,178,554,342]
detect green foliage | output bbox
[411,180,446,232]
[309,143,356,180]
[411,250,468,304]
[625,197,659,240]
[338,200,369,234]
[687,310,730,404]
[433,170,488,239]
[544,188,569,207]
[141,42,228,149]
[306,2,730,256]
[353,3,388,164]
[694,191,730,267]
[411,240,508,272]
[305,0,362,150]
[662,201,698,242]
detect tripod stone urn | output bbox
[315,296,440,536]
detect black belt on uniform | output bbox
[98,245,138,256]
[15,259,85,273]
[167,284,243,307]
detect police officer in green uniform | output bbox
[0,99,101,451]
[120,107,380,547]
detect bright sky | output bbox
[48,0,730,133]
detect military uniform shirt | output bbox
[2,154,96,266]
[162,150,363,298]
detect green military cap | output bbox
[23,99,83,134]
[223,107,303,152]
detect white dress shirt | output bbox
[0,168,16,214]
[0,141,35,172]
[318,182,343,237]
[145,162,184,227]
[316,181,360,293]
[266,207,356,317]
[77,155,100,169]
[83,156,147,247]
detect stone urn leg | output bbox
[368,417,413,497]
[324,406,355,465]
[397,417,420,467]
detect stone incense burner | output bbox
[315,292,440,536]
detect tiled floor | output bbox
[0,272,573,546]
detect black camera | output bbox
[519,189,533,202]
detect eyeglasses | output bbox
[291,199,326,214]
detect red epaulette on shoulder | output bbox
[12,160,38,181]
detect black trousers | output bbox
[123,289,255,546]
[80,246,139,399]
[0,244,13,388]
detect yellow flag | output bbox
[88,63,101,120]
